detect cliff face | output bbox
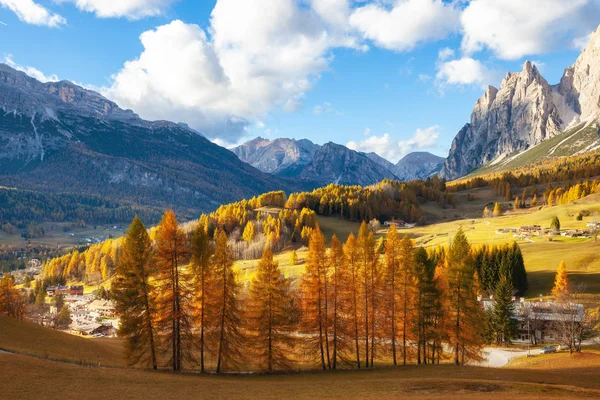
[440,26,600,180]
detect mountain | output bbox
[0,64,302,220]
[233,137,400,185]
[297,142,398,186]
[231,137,320,177]
[393,152,444,180]
[440,26,600,180]
[363,152,397,171]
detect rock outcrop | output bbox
[440,25,600,180]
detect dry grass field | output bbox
[2,352,600,400]
[0,315,125,367]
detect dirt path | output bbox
[474,348,530,368]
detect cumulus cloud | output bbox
[4,55,59,82]
[0,0,65,27]
[461,0,600,60]
[58,0,177,19]
[347,126,440,163]
[104,0,366,141]
[435,57,495,90]
[349,0,460,52]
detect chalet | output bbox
[481,298,585,344]
[46,286,57,296]
[87,300,116,318]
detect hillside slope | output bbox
[0,64,302,219]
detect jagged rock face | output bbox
[0,63,302,214]
[559,25,600,123]
[393,152,444,181]
[231,137,320,176]
[298,142,398,186]
[441,25,600,180]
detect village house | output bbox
[481,297,585,344]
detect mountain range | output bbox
[0,64,304,219]
[440,26,600,179]
[232,137,444,185]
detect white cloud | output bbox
[0,0,65,27]
[573,33,593,50]
[461,0,600,60]
[437,47,455,61]
[58,0,177,19]
[347,126,440,163]
[0,21,7,26]
[4,55,59,82]
[418,74,432,83]
[436,57,495,91]
[313,102,343,115]
[104,0,366,141]
[349,0,460,52]
[363,127,371,136]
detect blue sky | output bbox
[1,0,599,163]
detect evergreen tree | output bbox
[289,250,298,266]
[56,304,72,329]
[155,211,192,371]
[491,276,516,345]
[551,216,561,232]
[493,202,502,217]
[412,247,436,365]
[112,216,159,369]
[246,247,296,372]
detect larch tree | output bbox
[357,221,379,368]
[213,229,244,373]
[384,223,401,366]
[552,260,570,300]
[493,202,502,217]
[0,274,25,320]
[155,210,192,372]
[242,221,255,244]
[447,228,484,365]
[246,247,296,372]
[112,216,159,369]
[343,232,363,368]
[397,234,415,365]
[190,221,215,373]
[328,235,345,369]
[299,225,330,370]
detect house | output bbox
[69,285,84,296]
[46,286,57,296]
[57,286,70,295]
[87,300,116,318]
[481,298,585,344]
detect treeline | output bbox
[447,150,600,193]
[113,212,486,372]
[0,186,164,227]
[473,242,528,296]
[285,179,454,225]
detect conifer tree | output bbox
[357,221,379,367]
[343,233,362,368]
[289,250,298,266]
[397,235,415,365]
[299,225,330,369]
[0,274,25,320]
[551,216,561,232]
[246,247,296,372]
[493,202,502,217]
[531,194,537,206]
[112,216,158,369]
[328,235,345,369]
[242,221,255,243]
[491,276,516,345]
[213,229,244,373]
[155,211,192,371]
[412,247,436,365]
[552,260,570,299]
[447,228,484,365]
[190,221,215,373]
[384,224,401,365]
